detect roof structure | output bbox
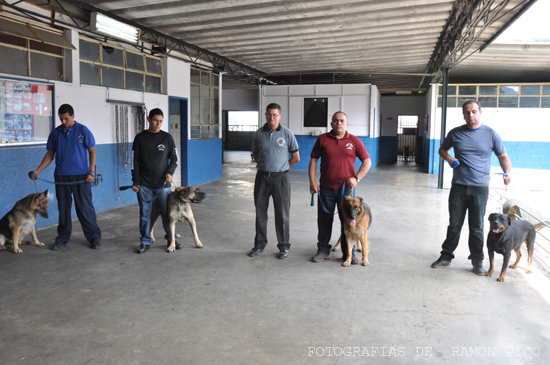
[3,0,549,93]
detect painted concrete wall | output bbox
[425,85,550,175]
[260,84,379,171]
[0,29,222,229]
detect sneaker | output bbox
[248,248,264,257]
[312,252,330,263]
[277,250,289,259]
[431,256,452,268]
[137,244,150,254]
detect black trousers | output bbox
[253,171,291,251]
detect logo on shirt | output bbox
[277,137,286,147]
[78,135,84,143]
[158,144,166,151]
[346,143,354,150]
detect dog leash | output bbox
[29,171,90,193]
[119,179,169,204]
[311,179,354,215]
[451,159,507,176]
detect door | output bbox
[169,97,188,186]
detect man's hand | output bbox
[132,186,139,192]
[165,174,173,183]
[28,171,37,180]
[309,181,320,194]
[503,174,511,185]
[85,174,94,183]
[346,177,358,189]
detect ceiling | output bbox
[3,0,549,93]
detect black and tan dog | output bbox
[340,196,372,267]
[150,186,206,252]
[0,190,49,254]
[487,213,536,282]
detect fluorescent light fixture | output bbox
[396,90,412,95]
[91,12,140,43]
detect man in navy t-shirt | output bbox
[431,100,512,275]
[30,104,102,250]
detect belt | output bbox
[258,170,288,177]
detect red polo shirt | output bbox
[311,131,370,189]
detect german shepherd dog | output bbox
[0,190,49,254]
[341,196,372,267]
[150,186,206,252]
[487,213,536,282]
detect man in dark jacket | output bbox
[131,108,179,254]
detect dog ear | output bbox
[179,187,191,197]
[488,213,496,221]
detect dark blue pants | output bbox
[316,185,352,255]
[253,171,291,251]
[440,183,489,260]
[55,174,101,244]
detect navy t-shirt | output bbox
[441,124,506,186]
[46,121,95,176]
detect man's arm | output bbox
[86,147,96,183]
[439,147,458,166]
[497,152,512,185]
[253,153,258,163]
[289,151,300,168]
[308,157,319,194]
[30,150,55,180]
[348,158,372,188]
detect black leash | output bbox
[311,179,354,215]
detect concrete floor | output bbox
[1,152,550,364]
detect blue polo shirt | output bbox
[46,121,95,176]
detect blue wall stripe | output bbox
[188,138,223,185]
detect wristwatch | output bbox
[355,175,360,183]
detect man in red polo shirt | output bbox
[309,111,371,263]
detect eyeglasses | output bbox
[265,113,279,118]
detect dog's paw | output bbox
[342,261,350,267]
[361,261,369,266]
[36,242,45,247]
[13,248,23,254]
[0,245,5,251]
[497,276,505,282]
[526,268,533,274]
[195,241,203,248]
[487,270,494,277]
[167,245,176,253]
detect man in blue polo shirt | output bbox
[249,103,299,259]
[431,100,511,275]
[30,104,101,250]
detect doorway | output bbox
[169,97,189,186]
[397,115,418,163]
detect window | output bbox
[437,83,550,108]
[0,77,53,144]
[228,111,258,131]
[190,68,220,139]
[304,98,328,127]
[79,37,162,93]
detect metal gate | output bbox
[397,115,418,162]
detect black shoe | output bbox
[431,256,452,268]
[167,241,182,250]
[50,242,67,250]
[137,244,150,254]
[248,248,264,257]
[277,250,289,259]
[90,239,101,249]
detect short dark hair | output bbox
[149,108,164,118]
[266,103,281,114]
[58,104,74,116]
[462,100,481,112]
[332,111,348,121]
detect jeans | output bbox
[253,171,291,251]
[440,183,489,260]
[137,186,172,245]
[316,185,352,255]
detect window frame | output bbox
[190,68,220,139]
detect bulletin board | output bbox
[0,77,53,143]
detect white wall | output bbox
[380,95,427,137]
[370,85,381,138]
[222,88,259,111]
[261,84,375,136]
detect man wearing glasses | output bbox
[249,103,300,259]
